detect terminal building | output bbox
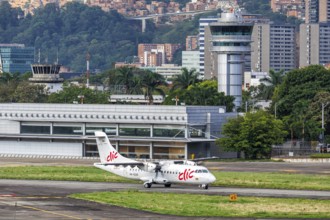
[0,103,236,159]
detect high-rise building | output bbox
[251,23,297,73]
[305,0,330,23]
[0,44,34,74]
[185,35,198,51]
[204,12,253,108]
[198,17,218,77]
[306,0,320,23]
[300,22,330,67]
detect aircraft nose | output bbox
[209,174,216,183]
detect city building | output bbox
[0,103,237,159]
[243,71,268,90]
[142,64,182,79]
[0,44,34,74]
[270,0,304,19]
[305,0,330,23]
[186,35,198,51]
[138,44,181,67]
[182,51,200,74]
[204,11,253,108]
[198,17,218,77]
[300,22,330,67]
[251,23,297,73]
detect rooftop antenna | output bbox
[56,48,59,65]
[86,52,90,88]
[38,49,41,64]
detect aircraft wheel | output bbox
[164,183,171,188]
[202,184,209,190]
[144,182,152,188]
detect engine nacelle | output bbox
[144,162,157,172]
[184,160,197,166]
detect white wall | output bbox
[0,141,82,156]
[0,120,20,134]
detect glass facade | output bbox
[18,122,201,158]
[119,127,150,137]
[153,128,184,138]
[0,44,34,74]
[21,125,50,134]
[85,126,117,136]
[153,142,185,159]
[118,141,150,159]
[211,26,252,36]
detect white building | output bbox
[142,64,182,79]
[182,50,200,73]
[0,103,237,159]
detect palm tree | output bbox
[114,66,135,94]
[259,69,284,100]
[171,68,199,91]
[141,70,167,105]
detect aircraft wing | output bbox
[172,156,219,164]
[191,156,220,162]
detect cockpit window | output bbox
[195,169,209,173]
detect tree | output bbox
[274,65,330,118]
[171,67,199,91]
[48,84,109,104]
[140,70,167,105]
[12,82,48,103]
[172,80,235,112]
[216,110,287,159]
[114,66,135,94]
[258,69,284,101]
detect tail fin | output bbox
[95,131,136,164]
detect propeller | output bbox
[154,163,162,179]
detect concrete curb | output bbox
[273,157,330,163]
[0,154,99,160]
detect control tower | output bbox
[29,64,64,93]
[204,10,253,108]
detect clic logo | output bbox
[178,169,194,181]
[106,151,118,162]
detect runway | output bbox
[0,158,329,219]
[0,179,329,220]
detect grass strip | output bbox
[0,166,330,190]
[310,153,330,158]
[70,191,330,218]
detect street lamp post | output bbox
[321,102,329,151]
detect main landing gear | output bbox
[199,184,209,189]
[144,182,152,188]
[164,183,171,188]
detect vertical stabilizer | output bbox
[95,131,136,164]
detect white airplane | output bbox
[94,131,216,189]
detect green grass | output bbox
[0,166,330,191]
[0,166,135,183]
[70,191,330,218]
[310,153,330,158]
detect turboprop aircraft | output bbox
[94,131,216,189]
